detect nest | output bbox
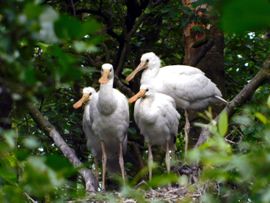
[143,185,202,203]
[75,184,203,203]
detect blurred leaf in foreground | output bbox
[220,0,270,33]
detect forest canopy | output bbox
[0,0,270,202]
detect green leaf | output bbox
[255,112,267,124]
[47,45,81,81]
[45,154,75,176]
[148,173,179,187]
[23,137,40,149]
[54,15,100,40]
[0,159,17,182]
[267,95,270,108]
[218,110,228,136]
[73,41,98,53]
[22,157,64,197]
[54,15,82,40]
[24,3,43,20]
[81,19,101,35]
[1,186,26,203]
[38,6,59,43]
[122,68,133,76]
[20,66,36,85]
[15,149,30,161]
[221,0,270,33]
[3,130,17,149]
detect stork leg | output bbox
[119,142,125,183]
[94,157,99,180]
[184,110,190,157]
[165,141,170,174]
[101,141,107,191]
[148,143,153,180]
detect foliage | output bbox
[188,95,270,202]
[0,0,101,201]
[220,0,270,34]
[0,0,270,202]
[224,32,270,98]
[0,129,80,202]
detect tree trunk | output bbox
[182,0,225,148]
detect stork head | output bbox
[99,63,114,85]
[128,84,153,103]
[125,52,161,82]
[73,87,96,109]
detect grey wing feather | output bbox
[160,95,181,135]
[159,66,222,102]
[156,94,180,136]
[82,104,101,158]
[134,99,140,126]
[173,73,221,102]
[114,89,130,136]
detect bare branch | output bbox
[195,56,270,146]
[70,0,76,16]
[126,12,148,40]
[115,9,148,76]
[114,76,135,97]
[24,192,38,203]
[25,102,98,192]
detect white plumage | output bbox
[129,84,180,179]
[126,52,222,109]
[91,63,129,190]
[126,52,225,155]
[73,64,129,190]
[81,88,100,157]
[73,87,101,178]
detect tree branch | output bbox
[115,7,148,76]
[25,102,98,192]
[114,76,135,97]
[70,0,76,16]
[24,192,37,203]
[195,56,270,146]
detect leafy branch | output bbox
[25,102,98,192]
[196,55,270,146]
[0,74,98,192]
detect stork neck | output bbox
[141,66,160,84]
[97,79,117,114]
[83,102,91,123]
[140,95,157,123]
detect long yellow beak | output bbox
[125,61,148,82]
[128,89,146,103]
[73,93,90,109]
[98,69,110,84]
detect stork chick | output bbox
[129,84,180,180]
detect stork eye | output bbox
[146,59,149,63]
[146,88,149,92]
[110,69,112,72]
